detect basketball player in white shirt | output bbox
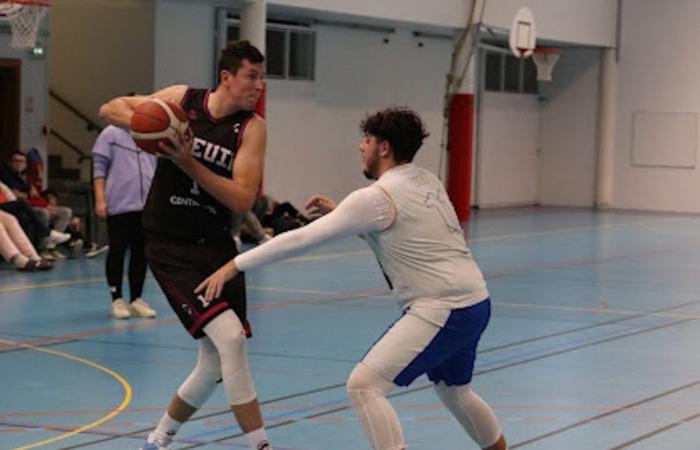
[196,108,507,450]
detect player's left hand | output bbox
[194,259,239,302]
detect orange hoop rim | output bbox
[0,0,50,7]
[532,47,560,54]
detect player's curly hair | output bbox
[218,40,265,81]
[360,107,430,163]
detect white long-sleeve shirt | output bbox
[235,164,488,310]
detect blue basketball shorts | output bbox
[362,298,491,387]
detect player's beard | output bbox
[363,149,379,180]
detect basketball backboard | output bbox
[509,6,536,58]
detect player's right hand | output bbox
[304,195,336,217]
[195,259,239,302]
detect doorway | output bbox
[0,58,20,162]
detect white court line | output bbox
[0,217,681,294]
[497,300,700,320]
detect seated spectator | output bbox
[0,210,52,271]
[256,194,311,236]
[0,152,73,245]
[0,180,70,258]
[231,210,271,249]
[64,215,109,258]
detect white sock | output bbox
[246,427,271,449]
[150,412,182,445]
[11,254,29,269]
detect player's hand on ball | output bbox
[158,126,194,163]
[194,259,239,302]
[305,195,336,217]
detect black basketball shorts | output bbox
[146,236,250,339]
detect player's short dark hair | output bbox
[360,107,429,163]
[218,40,265,82]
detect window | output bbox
[226,20,315,80]
[483,50,538,94]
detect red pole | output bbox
[446,93,474,222]
[255,83,266,193]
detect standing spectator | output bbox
[92,125,157,319]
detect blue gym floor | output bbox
[2,206,700,450]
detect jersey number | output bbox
[425,190,461,234]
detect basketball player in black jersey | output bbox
[99,41,272,450]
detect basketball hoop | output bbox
[0,0,49,49]
[531,47,560,81]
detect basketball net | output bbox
[531,48,560,81]
[0,0,48,49]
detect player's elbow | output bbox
[98,101,116,121]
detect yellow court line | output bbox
[0,339,132,450]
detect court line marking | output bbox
[0,216,684,296]
[174,317,697,449]
[50,301,698,449]
[0,339,132,450]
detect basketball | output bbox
[130,99,189,155]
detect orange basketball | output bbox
[130,99,189,155]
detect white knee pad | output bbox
[347,363,404,450]
[434,382,502,448]
[177,337,222,409]
[204,310,257,405]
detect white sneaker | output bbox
[111,298,130,319]
[128,298,156,318]
[85,243,109,258]
[45,230,71,248]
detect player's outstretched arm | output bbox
[98,85,188,128]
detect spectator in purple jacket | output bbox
[92,125,157,320]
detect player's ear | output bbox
[379,140,392,158]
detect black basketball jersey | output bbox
[143,88,254,242]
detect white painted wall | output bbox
[154,1,216,89]
[263,25,452,207]
[539,48,600,206]
[615,0,700,212]
[476,92,540,207]
[269,0,468,29]
[482,0,617,47]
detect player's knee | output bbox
[347,363,394,396]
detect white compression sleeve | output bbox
[346,363,404,450]
[176,337,222,408]
[434,381,503,448]
[235,185,394,271]
[203,310,257,405]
